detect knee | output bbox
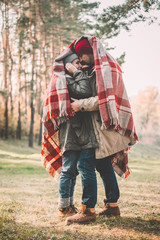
[96,159,105,173]
[77,161,96,178]
[96,164,101,173]
[61,164,77,177]
[77,161,83,173]
[96,157,113,171]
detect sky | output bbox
[88,0,160,97]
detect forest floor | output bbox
[0,139,160,240]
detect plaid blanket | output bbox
[41,35,138,178]
[41,61,74,177]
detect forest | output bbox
[0,0,160,147]
[0,1,160,240]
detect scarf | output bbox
[41,35,138,178]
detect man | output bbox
[65,36,138,224]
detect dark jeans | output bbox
[96,155,120,203]
[59,148,97,208]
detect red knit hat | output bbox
[75,38,93,56]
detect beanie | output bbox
[63,53,78,66]
[75,38,93,56]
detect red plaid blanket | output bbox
[41,61,74,177]
[41,35,138,178]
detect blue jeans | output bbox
[96,155,120,203]
[59,148,97,208]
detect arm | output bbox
[67,70,92,99]
[71,96,99,112]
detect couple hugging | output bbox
[41,36,138,224]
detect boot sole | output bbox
[58,213,77,218]
[66,218,96,225]
[98,213,120,217]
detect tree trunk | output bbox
[4,98,8,139]
[7,15,14,116]
[29,98,34,147]
[29,47,35,147]
[16,0,22,140]
[24,71,28,117]
[16,102,21,139]
[8,50,14,115]
[16,48,22,139]
[38,116,42,146]
[28,1,36,147]
[2,4,9,139]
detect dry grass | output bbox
[0,139,160,240]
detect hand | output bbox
[66,63,77,74]
[81,64,90,73]
[71,98,81,112]
[82,64,90,69]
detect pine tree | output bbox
[96,0,160,38]
[0,0,99,144]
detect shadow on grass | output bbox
[0,216,129,240]
[96,215,160,236]
[0,216,56,240]
[1,214,160,240]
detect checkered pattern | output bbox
[84,36,138,178]
[41,62,74,177]
[41,35,138,178]
[79,36,138,139]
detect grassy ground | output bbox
[0,139,160,240]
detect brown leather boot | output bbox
[66,204,96,224]
[98,202,120,216]
[58,205,78,217]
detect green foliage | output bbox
[97,0,160,38]
[116,52,126,66]
[0,0,99,143]
[17,14,29,29]
[0,89,7,97]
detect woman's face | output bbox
[71,58,82,70]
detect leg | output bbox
[59,150,79,208]
[77,148,97,208]
[96,155,120,216]
[66,148,97,224]
[96,155,119,203]
[70,169,78,206]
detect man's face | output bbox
[79,54,94,66]
[71,58,82,70]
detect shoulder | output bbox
[66,74,74,85]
